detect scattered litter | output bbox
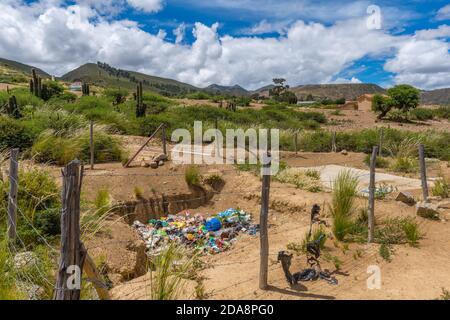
[133,208,259,256]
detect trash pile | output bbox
[133,209,259,256]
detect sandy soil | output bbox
[310,108,450,133]
[67,138,450,300]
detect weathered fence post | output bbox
[378,128,384,157]
[368,146,378,243]
[259,153,271,290]
[215,118,221,157]
[332,131,337,153]
[162,124,167,156]
[7,149,19,243]
[54,160,85,300]
[90,120,94,170]
[419,144,429,202]
[294,132,298,154]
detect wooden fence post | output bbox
[162,124,167,156]
[90,120,94,170]
[7,149,19,243]
[215,118,221,157]
[332,131,337,153]
[54,160,85,300]
[368,146,378,243]
[259,153,271,290]
[81,244,111,300]
[378,128,384,157]
[419,144,429,202]
[294,132,298,154]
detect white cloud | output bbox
[127,0,164,13]
[173,23,186,44]
[75,0,164,15]
[436,4,450,21]
[385,38,450,90]
[331,77,362,84]
[414,24,450,40]
[240,20,292,35]
[0,1,448,90]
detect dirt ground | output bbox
[59,137,450,300]
[311,108,450,133]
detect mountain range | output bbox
[1,57,449,105]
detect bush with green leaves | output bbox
[0,117,38,150]
[0,167,60,248]
[410,108,434,121]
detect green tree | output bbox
[269,78,298,104]
[387,84,420,114]
[372,94,392,119]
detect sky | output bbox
[0,0,449,90]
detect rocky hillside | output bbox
[61,62,198,96]
[0,57,50,83]
[421,88,450,105]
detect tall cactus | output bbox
[30,69,42,98]
[136,81,147,117]
[7,96,21,119]
[82,83,90,96]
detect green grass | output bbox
[275,168,323,192]
[185,165,201,186]
[432,176,450,198]
[151,243,197,300]
[329,170,359,241]
[364,154,390,168]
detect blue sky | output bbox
[2,0,450,90]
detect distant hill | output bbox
[255,83,386,100]
[0,57,50,79]
[421,88,450,105]
[61,62,199,96]
[204,84,250,96]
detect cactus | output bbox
[136,81,147,117]
[82,83,90,96]
[7,95,21,118]
[30,69,43,98]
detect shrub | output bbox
[403,219,421,247]
[300,226,327,253]
[0,239,24,300]
[134,187,144,200]
[32,128,125,165]
[410,108,434,121]
[94,189,111,216]
[104,88,129,105]
[185,165,201,186]
[275,168,322,192]
[151,243,197,300]
[0,167,60,247]
[0,117,38,150]
[364,154,390,168]
[41,80,64,101]
[434,106,450,120]
[379,243,392,262]
[432,176,450,198]
[329,170,359,241]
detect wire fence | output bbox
[1,138,448,301]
